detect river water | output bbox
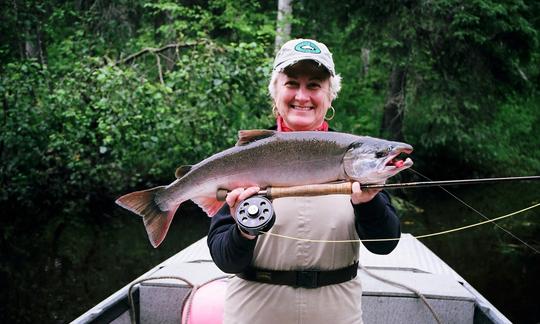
[5,183,539,323]
[400,181,539,323]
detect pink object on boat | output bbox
[182,279,227,324]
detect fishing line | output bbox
[260,201,540,244]
[408,168,540,254]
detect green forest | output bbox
[1,0,539,323]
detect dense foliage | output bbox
[294,0,540,175]
[1,0,539,322]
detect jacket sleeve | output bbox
[352,191,401,255]
[207,204,258,273]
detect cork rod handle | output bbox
[266,182,353,199]
[216,182,353,201]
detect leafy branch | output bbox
[113,41,207,84]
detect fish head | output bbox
[343,137,413,183]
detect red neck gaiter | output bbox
[276,115,329,132]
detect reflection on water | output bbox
[4,183,539,323]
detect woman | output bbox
[207,38,401,324]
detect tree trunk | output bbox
[162,11,177,72]
[380,66,406,141]
[361,48,370,77]
[274,0,293,52]
[24,25,46,65]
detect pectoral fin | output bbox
[192,196,226,217]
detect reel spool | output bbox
[235,195,275,236]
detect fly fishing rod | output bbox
[216,175,540,235]
[216,175,540,201]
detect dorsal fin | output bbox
[175,165,192,178]
[236,129,276,146]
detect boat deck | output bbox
[73,234,511,324]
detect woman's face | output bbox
[274,62,332,131]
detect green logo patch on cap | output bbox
[294,41,321,54]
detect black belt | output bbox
[237,262,358,289]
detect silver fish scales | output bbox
[116,130,413,247]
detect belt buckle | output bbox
[296,270,318,289]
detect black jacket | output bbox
[208,190,401,274]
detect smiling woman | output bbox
[273,62,332,131]
[268,40,342,132]
[207,38,404,324]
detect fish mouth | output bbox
[384,148,413,170]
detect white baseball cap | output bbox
[273,39,336,76]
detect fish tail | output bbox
[115,186,179,248]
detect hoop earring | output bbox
[325,106,335,121]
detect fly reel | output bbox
[235,195,275,236]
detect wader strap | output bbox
[237,262,358,289]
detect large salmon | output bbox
[116,130,413,247]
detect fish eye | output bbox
[375,148,390,158]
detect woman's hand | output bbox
[351,182,381,205]
[226,186,260,240]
